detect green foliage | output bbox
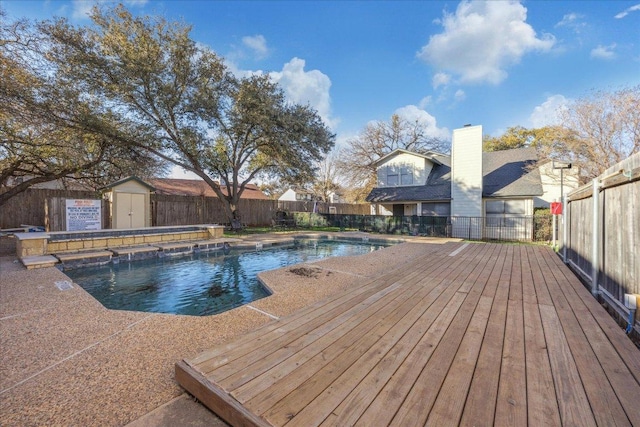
[0,11,163,205]
[485,86,640,183]
[39,4,334,223]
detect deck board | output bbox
[175,242,640,427]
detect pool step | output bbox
[21,255,59,270]
[194,238,242,252]
[110,246,160,263]
[30,238,247,269]
[155,242,196,257]
[55,250,113,269]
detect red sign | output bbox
[550,202,562,215]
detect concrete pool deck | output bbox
[0,232,454,426]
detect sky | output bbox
[3,0,640,158]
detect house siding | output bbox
[376,152,432,187]
[535,162,580,207]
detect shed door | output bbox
[130,194,146,228]
[115,193,146,229]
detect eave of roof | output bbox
[100,176,155,191]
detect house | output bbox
[279,188,345,203]
[535,161,579,207]
[365,125,546,239]
[147,178,269,200]
[2,176,95,191]
[279,188,319,202]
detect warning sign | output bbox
[66,199,102,231]
[550,202,563,215]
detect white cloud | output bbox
[590,44,617,60]
[72,0,147,19]
[529,94,569,127]
[394,105,451,140]
[432,72,451,89]
[417,0,555,85]
[555,13,583,28]
[242,35,269,60]
[554,12,587,34]
[418,96,432,109]
[71,0,94,19]
[269,58,337,129]
[615,4,640,19]
[454,89,466,102]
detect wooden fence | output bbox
[151,195,278,227]
[0,189,104,230]
[563,152,640,331]
[1,189,370,230]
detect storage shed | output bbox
[102,177,154,229]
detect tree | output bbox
[43,5,334,226]
[484,86,640,182]
[559,86,640,180]
[311,152,343,202]
[337,114,447,202]
[0,12,163,206]
[483,125,578,165]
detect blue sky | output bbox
[4,0,640,148]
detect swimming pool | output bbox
[64,238,392,316]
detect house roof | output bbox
[482,147,543,197]
[365,147,543,203]
[366,163,452,203]
[372,148,447,167]
[147,178,269,200]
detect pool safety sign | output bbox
[66,199,102,231]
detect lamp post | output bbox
[553,161,572,255]
[553,161,572,204]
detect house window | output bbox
[505,200,526,214]
[400,166,413,185]
[486,200,526,215]
[386,166,399,186]
[422,202,451,216]
[486,200,528,227]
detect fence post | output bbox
[591,178,600,296]
[562,193,568,264]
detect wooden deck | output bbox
[175,242,640,427]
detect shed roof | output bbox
[100,176,155,191]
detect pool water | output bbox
[64,238,390,316]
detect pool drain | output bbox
[54,280,73,291]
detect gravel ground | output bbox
[0,232,457,426]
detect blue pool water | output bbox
[64,238,391,316]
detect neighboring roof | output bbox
[101,176,155,191]
[6,176,95,191]
[366,147,543,203]
[148,178,269,200]
[372,148,447,167]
